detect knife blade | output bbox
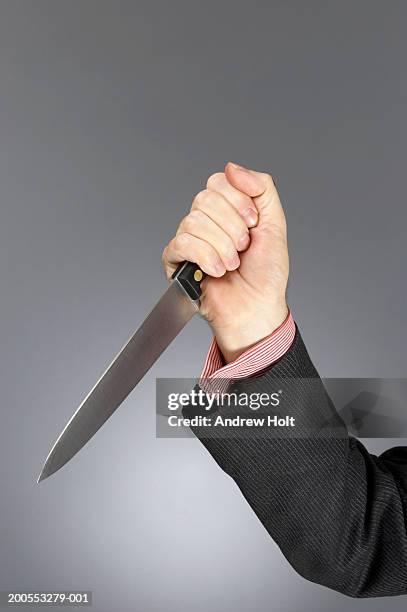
[38,261,205,482]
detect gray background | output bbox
[0,1,406,610]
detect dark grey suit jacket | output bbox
[184,328,407,598]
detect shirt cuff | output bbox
[200,310,296,384]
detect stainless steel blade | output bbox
[38,280,198,482]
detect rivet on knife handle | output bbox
[171,261,206,300]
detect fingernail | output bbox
[237,232,250,250]
[230,161,250,173]
[242,208,258,227]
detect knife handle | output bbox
[171,261,206,300]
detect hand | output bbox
[162,162,289,363]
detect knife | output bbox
[37,261,205,482]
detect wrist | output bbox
[213,302,289,364]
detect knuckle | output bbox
[206,172,225,189]
[189,208,205,223]
[174,232,190,250]
[181,209,203,231]
[193,189,212,208]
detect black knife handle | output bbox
[171,261,206,300]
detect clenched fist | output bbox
[162,162,289,363]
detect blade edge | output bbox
[38,280,198,481]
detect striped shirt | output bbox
[200,310,295,388]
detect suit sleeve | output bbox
[185,327,407,598]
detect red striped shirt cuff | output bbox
[200,311,296,385]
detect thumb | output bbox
[225,162,285,225]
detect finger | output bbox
[177,209,241,272]
[162,232,226,279]
[206,172,258,228]
[224,162,286,230]
[191,189,250,252]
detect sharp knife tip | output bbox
[37,469,47,484]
